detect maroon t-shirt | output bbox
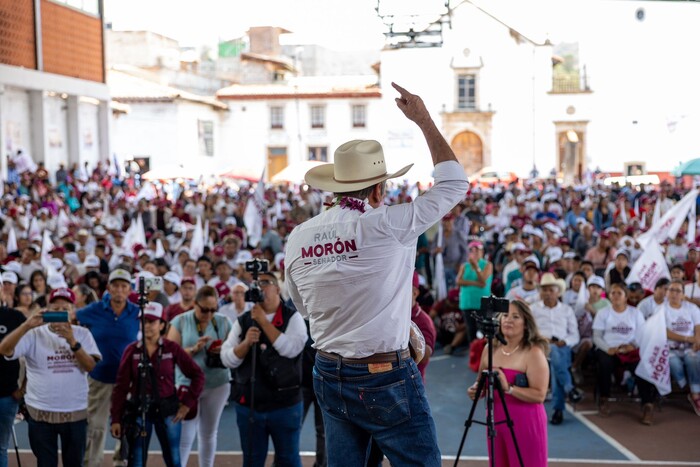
[411,304,436,380]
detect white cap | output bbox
[224,217,237,226]
[163,271,181,287]
[548,247,563,264]
[93,225,107,236]
[141,302,164,321]
[46,274,67,289]
[84,255,100,268]
[235,250,254,265]
[563,251,577,260]
[522,255,540,270]
[587,275,606,289]
[1,272,17,284]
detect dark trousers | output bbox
[27,417,87,467]
[302,386,327,467]
[595,349,656,404]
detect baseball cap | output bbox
[1,272,17,284]
[447,288,460,302]
[587,275,605,289]
[563,251,577,260]
[49,287,76,304]
[181,276,197,286]
[109,269,132,284]
[468,241,484,250]
[77,229,89,237]
[46,274,67,289]
[523,255,540,270]
[4,261,21,274]
[93,225,107,236]
[141,302,164,321]
[215,282,230,297]
[548,247,563,264]
[616,249,630,260]
[84,255,100,268]
[502,227,516,236]
[512,242,530,253]
[163,271,181,287]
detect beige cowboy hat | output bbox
[304,139,413,192]
[538,272,567,296]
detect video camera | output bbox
[244,259,269,303]
[471,295,509,339]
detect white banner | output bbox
[638,189,698,247]
[626,241,670,291]
[190,216,204,259]
[634,307,671,396]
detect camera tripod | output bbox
[454,314,524,467]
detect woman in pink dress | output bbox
[469,299,550,467]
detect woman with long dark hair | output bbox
[469,300,550,467]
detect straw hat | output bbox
[305,140,412,192]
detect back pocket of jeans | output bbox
[358,381,410,427]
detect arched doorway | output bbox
[451,131,483,175]
[557,130,584,184]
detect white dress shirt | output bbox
[285,161,469,357]
[530,300,580,348]
[220,307,308,369]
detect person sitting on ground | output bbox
[429,289,467,355]
[593,282,656,424]
[663,279,700,416]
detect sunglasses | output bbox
[258,280,277,287]
[198,305,218,314]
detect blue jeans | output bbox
[27,416,87,467]
[670,349,700,394]
[313,353,440,467]
[0,396,18,467]
[550,345,574,411]
[128,415,181,467]
[235,402,303,467]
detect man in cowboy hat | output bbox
[531,272,582,425]
[285,83,468,466]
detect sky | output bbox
[103,0,586,52]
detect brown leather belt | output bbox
[317,348,410,364]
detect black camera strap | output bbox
[194,314,220,339]
[133,340,164,407]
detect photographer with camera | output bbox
[77,268,140,467]
[285,83,468,466]
[468,300,550,467]
[221,268,307,467]
[110,302,204,467]
[166,285,232,467]
[0,288,101,467]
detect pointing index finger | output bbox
[391,82,411,98]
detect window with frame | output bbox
[352,104,367,128]
[270,106,284,129]
[198,120,214,156]
[308,146,328,162]
[457,74,477,110]
[310,105,325,129]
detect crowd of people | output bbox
[0,87,698,466]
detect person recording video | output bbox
[0,288,101,467]
[110,302,204,467]
[468,300,550,467]
[221,271,307,467]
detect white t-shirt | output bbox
[592,305,644,348]
[664,301,700,349]
[683,282,700,301]
[637,295,666,320]
[8,325,101,412]
[505,286,540,305]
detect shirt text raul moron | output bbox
[301,232,358,266]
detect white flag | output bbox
[638,190,698,247]
[634,198,640,218]
[652,198,661,226]
[135,214,147,247]
[203,220,211,249]
[575,283,589,314]
[27,217,40,241]
[190,216,204,259]
[57,209,70,237]
[155,239,166,259]
[619,198,628,224]
[634,307,671,396]
[244,169,266,248]
[688,207,697,244]
[6,227,17,253]
[626,241,670,291]
[433,223,447,301]
[40,230,57,275]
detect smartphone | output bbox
[43,311,69,323]
[209,339,223,350]
[514,373,529,388]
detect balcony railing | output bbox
[551,72,591,93]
